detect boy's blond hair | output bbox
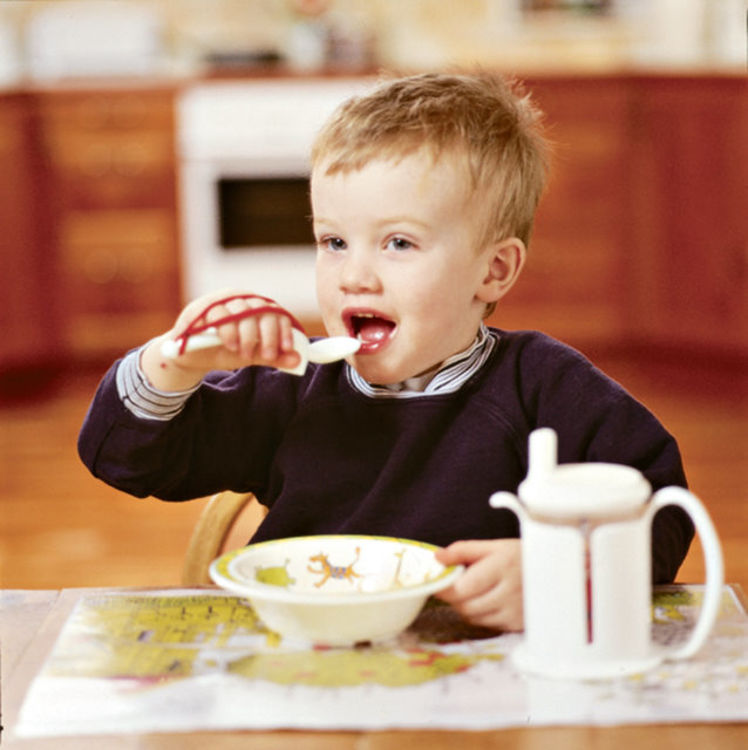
[311,71,549,249]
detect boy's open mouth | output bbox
[344,311,397,352]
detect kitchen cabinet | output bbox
[628,76,747,355]
[35,86,181,359]
[488,77,631,346]
[0,93,59,374]
[487,74,746,359]
[4,74,744,373]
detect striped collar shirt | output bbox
[347,324,498,398]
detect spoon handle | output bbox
[160,327,309,376]
[160,329,358,375]
[160,328,222,359]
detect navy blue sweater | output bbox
[79,329,694,582]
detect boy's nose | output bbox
[339,251,381,293]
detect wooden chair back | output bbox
[182,490,267,585]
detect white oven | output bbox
[177,77,375,315]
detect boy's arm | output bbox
[518,335,694,583]
[78,292,304,501]
[78,355,298,502]
[434,336,692,632]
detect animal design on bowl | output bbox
[210,535,464,646]
[307,547,362,588]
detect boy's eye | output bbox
[386,237,413,252]
[319,236,346,252]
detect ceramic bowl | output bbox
[209,534,463,646]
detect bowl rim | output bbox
[209,533,463,605]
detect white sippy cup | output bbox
[490,427,724,679]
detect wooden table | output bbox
[2,588,747,749]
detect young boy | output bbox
[78,72,694,632]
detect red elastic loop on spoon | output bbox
[175,294,306,355]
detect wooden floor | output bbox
[1,351,746,592]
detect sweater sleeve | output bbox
[78,359,300,502]
[115,346,199,421]
[514,333,695,583]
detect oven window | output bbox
[218,177,314,248]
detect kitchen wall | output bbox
[0,0,745,85]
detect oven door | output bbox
[179,157,319,315]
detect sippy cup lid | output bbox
[518,428,651,520]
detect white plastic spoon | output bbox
[160,327,360,376]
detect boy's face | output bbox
[312,150,495,385]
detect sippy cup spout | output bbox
[489,428,559,518]
[527,427,557,479]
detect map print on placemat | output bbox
[43,593,505,687]
[14,585,748,737]
[41,587,745,691]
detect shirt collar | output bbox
[347,324,498,399]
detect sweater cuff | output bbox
[115,346,200,421]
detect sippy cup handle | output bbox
[647,485,724,660]
[489,491,525,518]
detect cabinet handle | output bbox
[79,145,153,178]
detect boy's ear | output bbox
[476,237,526,304]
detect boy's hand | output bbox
[141,292,302,391]
[435,539,523,632]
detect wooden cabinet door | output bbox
[56,209,180,355]
[487,77,631,349]
[37,88,181,359]
[40,91,175,209]
[629,76,747,356]
[0,94,59,373]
